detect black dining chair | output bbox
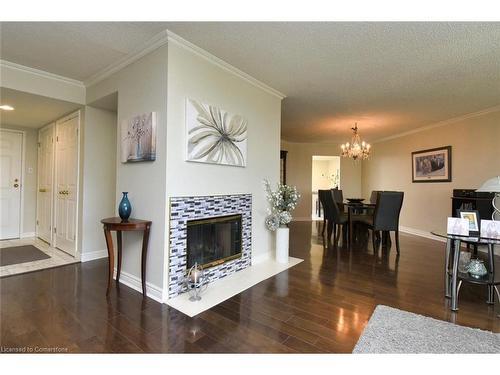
[370,190,382,204]
[331,188,344,209]
[354,191,404,253]
[318,189,348,244]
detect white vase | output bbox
[275,227,290,264]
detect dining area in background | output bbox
[318,189,405,253]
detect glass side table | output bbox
[431,231,500,312]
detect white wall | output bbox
[281,140,362,220]
[165,42,282,296]
[0,125,38,235]
[86,46,168,293]
[80,107,117,258]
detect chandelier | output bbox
[340,123,371,160]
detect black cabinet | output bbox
[451,189,495,220]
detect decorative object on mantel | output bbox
[264,179,300,263]
[186,98,248,167]
[476,176,500,220]
[185,262,208,302]
[118,192,132,221]
[340,123,371,160]
[121,112,157,162]
[411,146,452,183]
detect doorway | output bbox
[0,129,23,239]
[311,155,340,220]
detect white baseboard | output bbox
[399,226,487,252]
[252,251,272,265]
[20,232,36,238]
[80,249,108,262]
[113,268,163,303]
[399,226,446,243]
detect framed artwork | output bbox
[458,210,480,235]
[412,146,451,183]
[447,217,469,236]
[186,98,247,167]
[480,220,500,240]
[121,112,157,163]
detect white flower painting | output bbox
[121,112,157,163]
[186,98,247,167]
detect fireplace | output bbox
[168,194,252,298]
[186,214,242,269]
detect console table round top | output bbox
[101,217,152,230]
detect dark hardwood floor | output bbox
[1,221,499,353]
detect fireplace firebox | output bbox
[186,214,242,269]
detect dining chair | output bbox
[318,189,348,243]
[370,190,382,204]
[354,191,404,253]
[331,188,344,209]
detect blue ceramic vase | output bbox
[118,192,132,221]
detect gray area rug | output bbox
[0,245,50,266]
[353,305,500,353]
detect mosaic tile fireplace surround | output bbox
[168,194,252,298]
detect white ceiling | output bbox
[0,88,82,128]
[1,22,499,142]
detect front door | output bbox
[54,114,79,256]
[37,123,55,243]
[0,130,23,240]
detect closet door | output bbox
[36,123,55,243]
[54,113,79,256]
[0,130,23,240]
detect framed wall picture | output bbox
[411,146,451,183]
[458,210,480,235]
[186,98,248,167]
[121,112,157,163]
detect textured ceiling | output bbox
[0,88,81,128]
[1,22,499,142]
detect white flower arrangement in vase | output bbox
[263,179,300,263]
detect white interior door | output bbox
[54,114,79,256]
[36,123,55,243]
[0,130,23,240]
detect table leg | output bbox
[487,243,495,305]
[444,238,452,298]
[141,224,151,297]
[103,227,114,296]
[116,230,122,284]
[348,208,353,247]
[451,239,461,311]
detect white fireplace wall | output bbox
[164,38,283,300]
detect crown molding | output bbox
[166,30,286,100]
[84,29,286,100]
[373,104,500,144]
[0,59,85,88]
[84,30,170,87]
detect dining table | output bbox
[431,231,500,312]
[344,199,376,245]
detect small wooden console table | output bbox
[101,217,152,297]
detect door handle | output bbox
[14,184,19,188]
[39,188,47,193]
